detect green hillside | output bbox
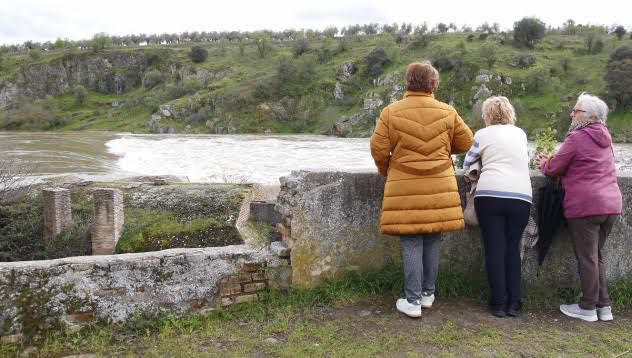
[0,24,631,141]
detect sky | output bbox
[1,0,631,45]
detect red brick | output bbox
[243,282,266,293]
[239,273,253,283]
[64,311,96,324]
[220,284,242,296]
[242,262,265,272]
[227,275,241,284]
[251,272,266,281]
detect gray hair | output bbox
[576,92,608,122]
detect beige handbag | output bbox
[463,181,479,226]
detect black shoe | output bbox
[506,302,522,317]
[490,305,506,318]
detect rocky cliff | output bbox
[0,52,148,108]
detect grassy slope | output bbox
[1,32,631,140]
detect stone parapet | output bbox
[276,170,632,289]
[0,245,280,338]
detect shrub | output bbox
[525,68,549,93]
[28,49,41,60]
[143,69,164,88]
[292,37,310,57]
[585,33,605,54]
[515,53,537,68]
[73,85,87,105]
[513,17,546,47]
[183,75,203,93]
[560,58,571,73]
[431,51,455,72]
[366,46,392,78]
[189,46,208,63]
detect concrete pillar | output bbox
[91,188,124,255]
[42,188,72,242]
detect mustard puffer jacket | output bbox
[370,91,474,235]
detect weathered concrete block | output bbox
[277,170,632,289]
[91,188,124,255]
[42,188,71,242]
[249,201,282,224]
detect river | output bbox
[2,132,631,184]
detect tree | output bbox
[562,19,578,35]
[90,33,112,52]
[254,33,271,58]
[513,17,546,47]
[613,25,626,40]
[480,45,497,69]
[605,45,632,109]
[189,46,208,63]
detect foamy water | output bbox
[106,134,376,183]
[2,132,632,185]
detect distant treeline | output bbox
[1,19,628,53]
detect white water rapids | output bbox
[2,132,632,184]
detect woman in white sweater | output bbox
[462,96,532,318]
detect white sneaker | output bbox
[420,293,435,308]
[396,298,422,318]
[597,306,614,321]
[560,304,598,322]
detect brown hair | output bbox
[481,96,516,125]
[405,61,440,93]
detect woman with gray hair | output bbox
[535,93,622,322]
[462,96,532,318]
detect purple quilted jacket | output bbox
[540,122,622,219]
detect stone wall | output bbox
[276,170,632,289]
[0,245,284,339]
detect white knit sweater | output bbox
[462,124,532,203]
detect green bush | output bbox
[143,69,164,88]
[189,46,208,63]
[366,46,392,78]
[73,85,87,105]
[515,53,537,68]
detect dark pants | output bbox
[475,196,531,308]
[567,215,618,310]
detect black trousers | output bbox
[475,196,531,308]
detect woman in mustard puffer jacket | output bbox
[370,61,473,318]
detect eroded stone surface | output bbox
[277,171,632,289]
